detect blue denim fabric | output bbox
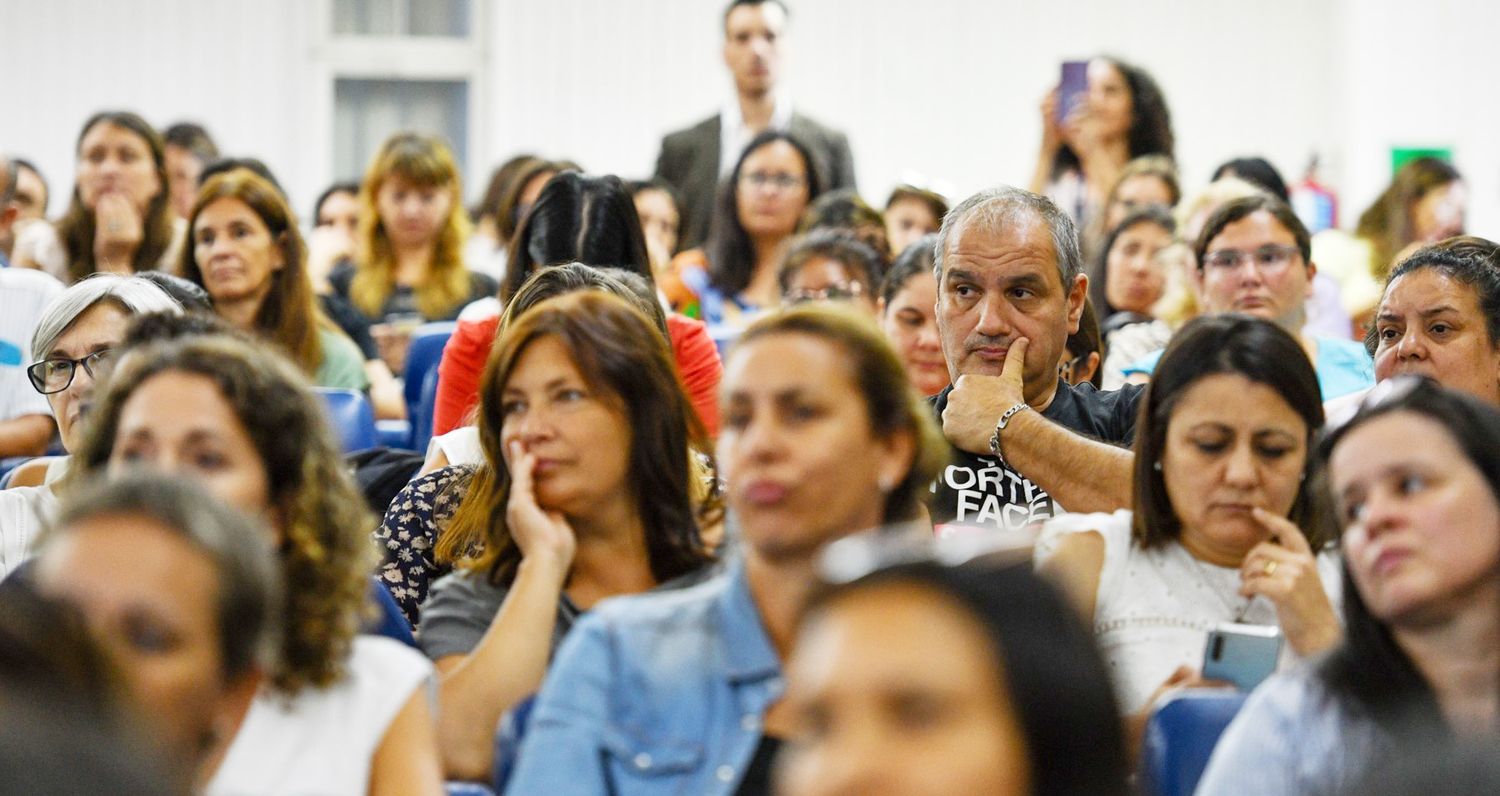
[505,559,781,795]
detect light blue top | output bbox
[1122,335,1374,401]
[505,558,781,795]
[1196,667,1389,795]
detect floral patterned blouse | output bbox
[372,465,474,626]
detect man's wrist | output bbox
[988,402,1031,463]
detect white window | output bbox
[313,0,486,196]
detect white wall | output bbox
[1,0,1494,238]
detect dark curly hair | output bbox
[1052,57,1175,177]
[72,335,374,696]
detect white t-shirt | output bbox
[207,635,433,796]
[0,483,59,581]
[1035,509,1341,713]
[0,268,65,423]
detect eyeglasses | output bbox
[785,282,866,305]
[27,349,115,395]
[739,171,805,192]
[1201,244,1301,274]
[1058,353,1087,383]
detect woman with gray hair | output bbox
[31,472,280,790]
[0,273,179,578]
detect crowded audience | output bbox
[3,1,1497,792]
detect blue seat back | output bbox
[1139,690,1248,796]
[362,578,416,649]
[404,322,457,451]
[315,388,379,453]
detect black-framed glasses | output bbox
[1201,244,1300,274]
[1058,353,1087,383]
[786,282,866,305]
[27,349,115,395]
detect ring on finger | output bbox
[1263,560,1278,577]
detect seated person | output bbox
[179,169,368,391]
[330,133,498,371]
[73,334,442,795]
[0,266,64,459]
[778,556,1128,796]
[431,173,721,438]
[31,474,277,790]
[1037,315,1340,747]
[379,264,706,623]
[798,188,891,262]
[882,184,947,260]
[505,305,945,793]
[416,292,717,781]
[1060,298,1103,388]
[1200,378,1500,794]
[1325,236,1500,419]
[0,275,180,578]
[1121,196,1373,401]
[779,229,882,316]
[665,131,823,327]
[877,235,947,397]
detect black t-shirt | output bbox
[733,736,782,796]
[929,379,1144,531]
[319,293,379,360]
[328,260,499,323]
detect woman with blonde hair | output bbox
[74,334,442,795]
[180,168,368,390]
[330,132,497,367]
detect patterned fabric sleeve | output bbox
[372,465,473,626]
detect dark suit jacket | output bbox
[654,111,856,250]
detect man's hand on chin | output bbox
[941,338,1028,454]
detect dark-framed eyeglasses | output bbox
[1058,353,1088,383]
[786,282,866,305]
[27,349,115,395]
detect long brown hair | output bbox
[180,169,326,376]
[352,132,472,319]
[435,291,714,585]
[1356,157,1463,280]
[56,111,176,282]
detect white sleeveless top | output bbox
[207,636,433,796]
[1035,510,1341,713]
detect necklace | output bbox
[1184,551,1255,624]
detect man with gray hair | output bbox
[931,186,1144,530]
[0,155,64,460]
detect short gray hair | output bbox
[932,186,1082,289]
[30,274,181,361]
[40,472,282,683]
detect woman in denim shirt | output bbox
[506,304,947,795]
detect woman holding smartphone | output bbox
[1200,377,1500,794]
[1029,57,1175,230]
[1036,315,1340,741]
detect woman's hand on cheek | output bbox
[93,192,145,265]
[1239,507,1342,656]
[506,440,577,577]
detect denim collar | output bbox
[717,556,782,685]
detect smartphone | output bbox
[1057,60,1089,123]
[1201,623,1282,692]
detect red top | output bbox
[431,311,722,438]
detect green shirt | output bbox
[314,327,370,391]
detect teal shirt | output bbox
[314,327,370,391]
[1121,335,1373,400]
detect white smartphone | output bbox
[1202,623,1282,692]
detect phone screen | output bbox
[1057,60,1089,123]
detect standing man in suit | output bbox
[655,0,856,250]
